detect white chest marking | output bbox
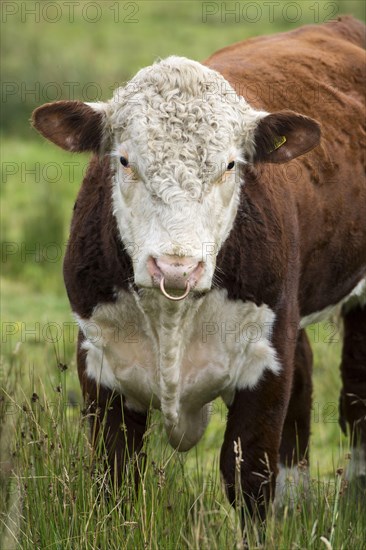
[76,288,280,451]
[300,276,366,328]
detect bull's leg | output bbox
[277,329,312,503]
[339,304,366,480]
[220,311,298,536]
[279,329,313,465]
[77,332,147,490]
[220,373,289,533]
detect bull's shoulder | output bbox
[216,164,300,309]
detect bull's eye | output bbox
[227,161,235,170]
[120,156,129,167]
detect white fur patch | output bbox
[300,276,366,328]
[275,464,309,507]
[76,289,280,451]
[346,447,366,480]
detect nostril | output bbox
[190,261,204,284]
[147,256,163,282]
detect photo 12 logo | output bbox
[202,2,339,24]
[1,2,140,24]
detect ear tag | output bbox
[268,135,287,153]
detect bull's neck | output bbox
[133,289,204,424]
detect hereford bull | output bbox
[32,15,366,526]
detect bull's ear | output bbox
[31,100,108,153]
[252,109,321,164]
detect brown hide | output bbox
[205,15,366,316]
[63,158,133,318]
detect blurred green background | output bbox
[1,0,365,472]
[2,0,365,295]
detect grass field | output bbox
[1,318,365,549]
[1,1,366,548]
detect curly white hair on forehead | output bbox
[104,56,264,200]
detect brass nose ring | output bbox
[160,277,191,301]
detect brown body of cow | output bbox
[33,16,366,529]
[205,15,366,512]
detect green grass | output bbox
[1,284,365,548]
[1,331,365,549]
[1,1,366,548]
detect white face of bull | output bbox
[107,57,264,294]
[32,56,321,299]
